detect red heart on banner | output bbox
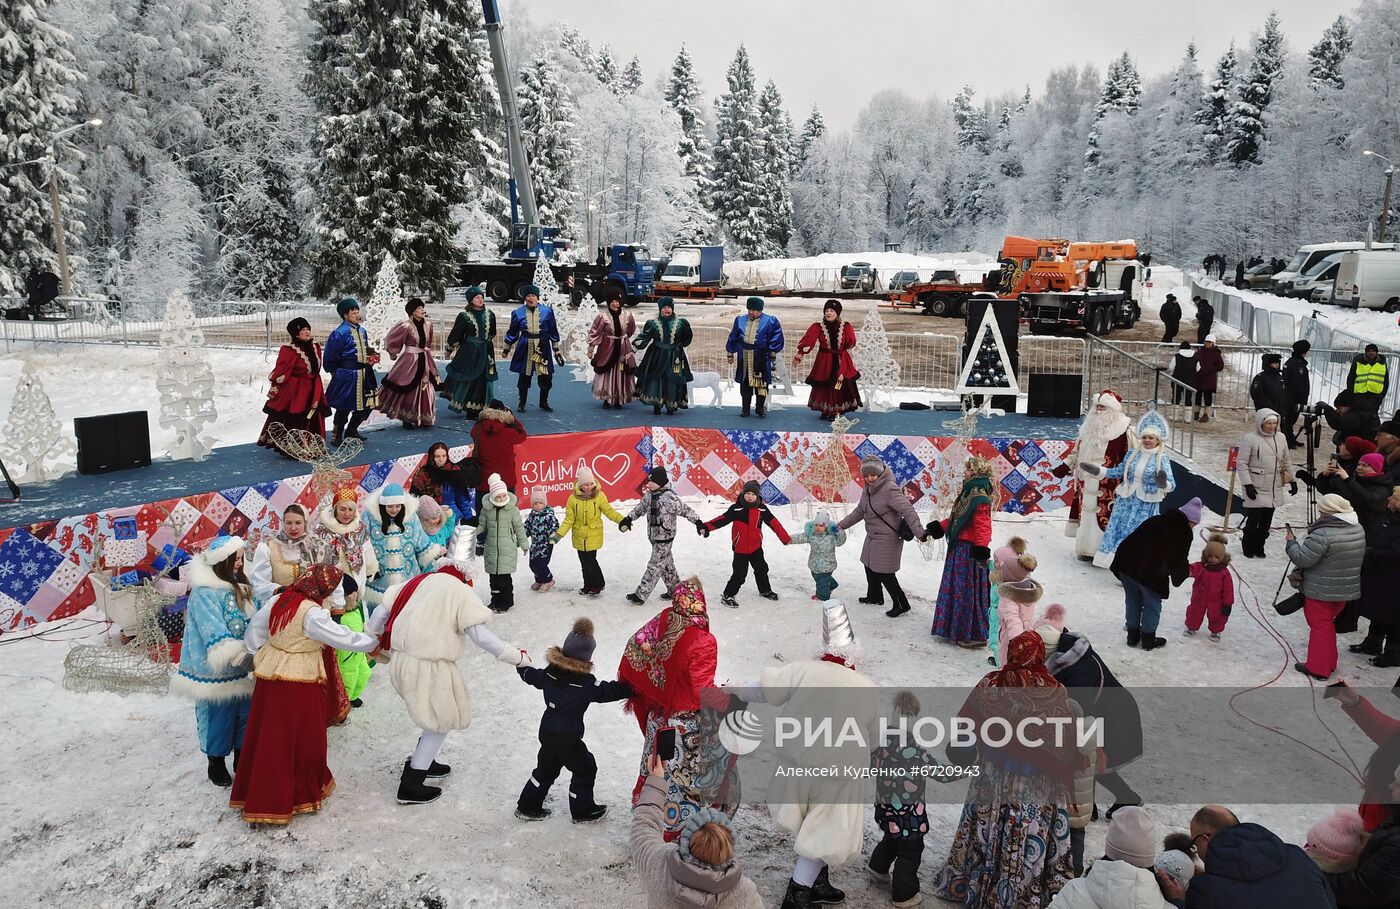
[590,453,632,487]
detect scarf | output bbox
[418,444,471,491]
[962,631,1076,786]
[271,528,323,569]
[742,316,767,393]
[619,581,711,725]
[269,563,344,635]
[947,476,994,541]
[317,510,368,572]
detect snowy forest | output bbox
[2,0,1398,307]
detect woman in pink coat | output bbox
[378,298,441,428]
[588,290,637,408]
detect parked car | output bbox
[1283,253,1347,301]
[1331,250,1400,312]
[888,270,920,291]
[839,261,876,292]
[1237,262,1277,289]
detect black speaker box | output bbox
[1027,373,1083,417]
[75,411,152,475]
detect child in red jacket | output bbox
[705,480,791,607]
[1184,533,1234,640]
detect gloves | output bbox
[1243,484,1257,501]
[502,344,514,357]
[499,647,530,667]
[1155,469,1168,487]
[971,545,991,561]
[925,521,945,540]
[619,518,632,532]
[695,520,709,537]
[1289,480,1299,496]
[1080,462,1102,476]
[1295,468,1314,485]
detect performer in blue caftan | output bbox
[725,297,785,418]
[323,297,379,446]
[502,284,561,412]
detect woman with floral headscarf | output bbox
[618,577,737,841]
[231,564,379,826]
[928,458,998,647]
[933,631,1076,909]
[1081,409,1176,569]
[258,317,332,454]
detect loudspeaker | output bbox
[1027,373,1083,417]
[75,411,152,475]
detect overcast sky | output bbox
[503,0,1356,132]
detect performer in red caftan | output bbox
[1065,390,1133,560]
[794,299,861,420]
[230,565,379,826]
[258,318,331,454]
[378,298,441,428]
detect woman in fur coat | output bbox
[363,483,438,606]
[1083,409,1176,568]
[366,562,529,805]
[173,535,258,787]
[587,290,637,407]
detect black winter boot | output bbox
[538,389,553,412]
[1373,635,1400,668]
[756,393,768,418]
[1125,628,1141,647]
[396,765,442,804]
[781,880,813,909]
[402,757,451,780]
[810,866,846,905]
[517,391,528,411]
[1352,634,1384,655]
[740,388,752,417]
[207,755,232,787]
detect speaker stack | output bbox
[74,411,152,475]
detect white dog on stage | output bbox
[687,370,727,407]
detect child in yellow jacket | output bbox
[554,467,624,597]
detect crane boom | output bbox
[480,0,538,230]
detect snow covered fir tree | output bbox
[518,54,580,238]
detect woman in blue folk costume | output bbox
[1083,408,1176,569]
[363,483,437,607]
[172,535,259,787]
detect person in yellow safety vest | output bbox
[1347,343,1390,414]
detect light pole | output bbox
[586,185,619,260]
[1364,150,1395,245]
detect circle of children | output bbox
[169,380,1400,909]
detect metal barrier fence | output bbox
[1084,336,1199,458]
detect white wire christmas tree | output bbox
[1,359,75,481]
[852,307,900,412]
[363,251,403,354]
[156,290,217,461]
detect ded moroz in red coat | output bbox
[258,341,332,451]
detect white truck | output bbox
[1272,241,1397,296]
[1330,250,1400,312]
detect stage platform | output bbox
[1,376,1081,529]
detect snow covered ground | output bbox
[1,502,1393,908]
[1195,275,1399,344]
[0,346,274,463]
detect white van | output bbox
[1331,250,1400,311]
[1273,241,1398,295]
[1294,253,1347,302]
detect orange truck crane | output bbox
[888,236,1145,335]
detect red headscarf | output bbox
[961,630,1076,788]
[268,563,344,634]
[618,578,715,729]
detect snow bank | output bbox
[724,251,998,289]
[1197,276,1397,345]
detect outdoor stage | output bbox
[0,376,1101,631]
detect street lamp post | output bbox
[42,119,103,297]
[1364,150,1395,245]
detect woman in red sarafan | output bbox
[258,317,332,453]
[230,565,379,826]
[794,299,861,420]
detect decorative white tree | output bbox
[363,251,402,354]
[1,359,75,481]
[567,287,599,381]
[156,290,217,461]
[852,307,900,411]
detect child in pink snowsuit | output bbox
[1185,534,1234,639]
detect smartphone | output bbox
[1323,681,1346,700]
[655,726,678,762]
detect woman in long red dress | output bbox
[794,299,861,420]
[258,318,332,453]
[230,564,378,826]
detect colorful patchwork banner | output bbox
[0,427,1074,633]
